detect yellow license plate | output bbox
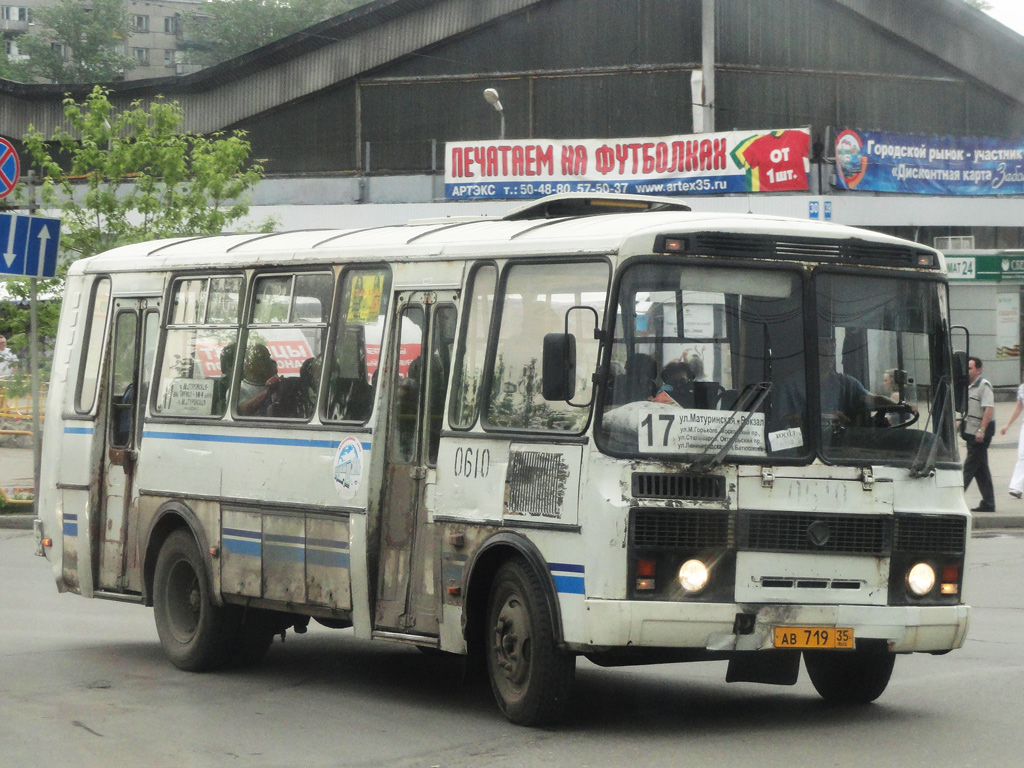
[773,626,854,649]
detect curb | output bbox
[0,513,34,530]
[971,514,1024,531]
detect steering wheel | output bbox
[871,401,919,429]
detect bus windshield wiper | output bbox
[687,381,772,473]
[909,377,951,478]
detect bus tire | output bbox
[227,608,276,668]
[153,529,233,672]
[486,557,575,726]
[804,647,895,704]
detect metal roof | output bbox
[1,0,1023,140]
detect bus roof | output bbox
[69,195,940,276]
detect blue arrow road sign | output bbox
[0,212,61,278]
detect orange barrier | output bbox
[0,382,46,438]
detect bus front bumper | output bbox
[578,600,970,654]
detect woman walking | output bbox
[1000,375,1024,499]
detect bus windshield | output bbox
[595,260,958,467]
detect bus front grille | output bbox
[738,512,890,556]
[630,508,732,549]
[893,514,967,554]
[631,472,726,501]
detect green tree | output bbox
[17,0,134,83]
[963,0,993,11]
[2,86,271,383]
[0,51,32,83]
[182,0,371,68]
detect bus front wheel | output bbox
[804,647,895,704]
[153,529,233,672]
[486,557,575,726]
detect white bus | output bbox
[35,194,971,725]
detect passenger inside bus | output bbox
[611,353,659,405]
[212,342,237,416]
[778,336,894,429]
[237,343,280,416]
[649,361,695,407]
[272,356,321,418]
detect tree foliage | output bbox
[182,0,372,67]
[2,86,271,381]
[17,0,134,83]
[22,86,270,260]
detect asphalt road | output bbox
[2,528,1023,768]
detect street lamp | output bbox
[483,87,505,140]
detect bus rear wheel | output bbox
[486,557,575,726]
[153,529,234,672]
[804,647,896,704]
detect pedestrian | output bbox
[962,356,996,512]
[0,334,17,378]
[1000,371,1024,499]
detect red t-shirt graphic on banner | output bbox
[732,130,810,191]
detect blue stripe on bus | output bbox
[223,536,262,557]
[552,574,585,595]
[63,513,78,537]
[265,533,305,546]
[264,541,306,563]
[549,562,585,574]
[143,430,370,451]
[306,537,349,551]
[223,527,262,557]
[549,563,585,595]
[64,426,94,435]
[306,548,351,569]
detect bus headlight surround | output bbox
[907,562,936,596]
[678,559,710,593]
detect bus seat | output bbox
[329,377,373,421]
[694,381,724,409]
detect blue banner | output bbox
[834,128,1024,195]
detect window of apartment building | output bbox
[134,15,149,33]
[2,6,30,21]
[133,47,150,65]
[164,49,175,67]
[164,16,176,35]
[51,43,65,59]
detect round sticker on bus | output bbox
[333,437,364,501]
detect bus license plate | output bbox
[773,626,854,649]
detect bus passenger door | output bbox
[376,291,458,636]
[96,298,159,592]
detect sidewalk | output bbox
[4,406,1024,531]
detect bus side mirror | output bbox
[542,333,576,401]
[952,351,968,414]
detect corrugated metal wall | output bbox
[231,0,1024,174]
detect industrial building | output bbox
[1,0,1023,380]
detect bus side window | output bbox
[484,260,609,433]
[236,272,332,420]
[450,264,497,429]
[109,311,139,448]
[75,277,112,414]
[325,268,391,423]
[154,276,242,418]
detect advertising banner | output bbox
[444,128,810,200]
[834,128,1024,195]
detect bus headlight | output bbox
[907,562,936,596]
[678,559,709,593]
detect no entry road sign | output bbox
[0,138,19,199]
